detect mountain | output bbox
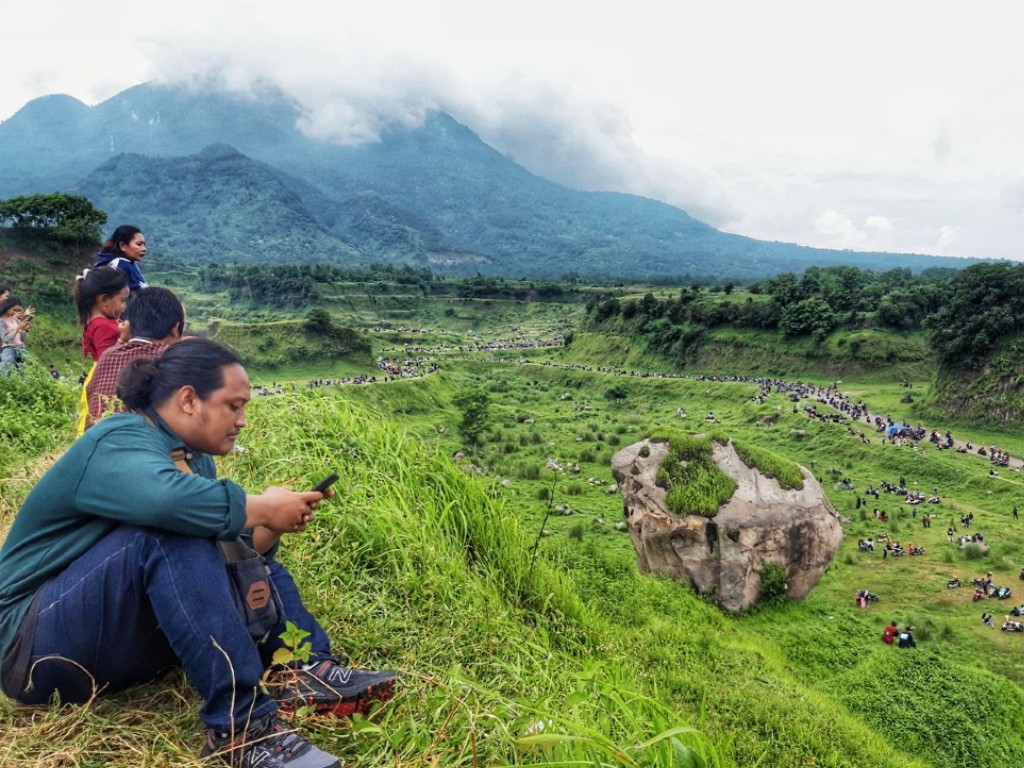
[73,143,363,265]
[0,83,973,279]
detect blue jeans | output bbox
[17,526,332,730]
[0,346,21,377]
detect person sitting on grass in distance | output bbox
[0,339,395,768]
[84,286,186,430]
[897,627,916,648]
[881,620,898,645]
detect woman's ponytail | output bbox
[117,357,161,410]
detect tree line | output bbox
[194,263,592,304]
[194,262,439,303]
[586,262,1024,370]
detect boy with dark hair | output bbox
[84,287,186,429]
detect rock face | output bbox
[611,438,843,612]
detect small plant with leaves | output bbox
[270,620,313,668]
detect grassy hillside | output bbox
[0,378,936,768]
[926,334,1024,423]
[205,317,373,370]
[7,243,1024,766]
[7,365,1024,767]
[560,327,935,385]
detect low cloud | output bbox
[935,226,957,253]
[865,215,893,232]
[148,43,740,228]
[1000,178,1024,213]
[814,209,867,248]
[814,210,899,251]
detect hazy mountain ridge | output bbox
[0,83,973,278]
[73,144,366,265]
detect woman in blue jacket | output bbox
[93,224,149,292]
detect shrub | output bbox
[605,385,628,402]
[963,543,987,560]
[564,481,585,496]
[0,361,76,470]
[518,462,542,480]
[758,561,789,607]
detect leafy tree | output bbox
[593,297,621,322]
[305,308,334,334]
[452,387,492,447]
[928,262,1024,368]
[0,193,106,242]
[638,292,659,319]
[779,297,836,338]
[765,272,803,308]
[604,385,629,403]
[820,266,865,312]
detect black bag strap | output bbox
[169,448,256,559]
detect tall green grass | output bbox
[6,338,1024,766]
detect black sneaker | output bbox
[268,660,396,717]
[202,713,340,768]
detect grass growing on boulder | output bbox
[731,439,805,490]
[648,429,803,516]
[649,431,738,517]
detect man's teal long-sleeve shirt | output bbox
[0,412,248,672]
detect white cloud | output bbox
[1000,178,1024,213]
[935,226,958,254]
[2,0,1024,262]
[934,125,952,161]
[816,210,860,238]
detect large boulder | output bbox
[611,438,842,612]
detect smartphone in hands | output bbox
[311,472,340,493]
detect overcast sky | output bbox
[3,0,1022,262]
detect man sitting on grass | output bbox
[0,339,395,768]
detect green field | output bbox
[4,265,1024,768]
